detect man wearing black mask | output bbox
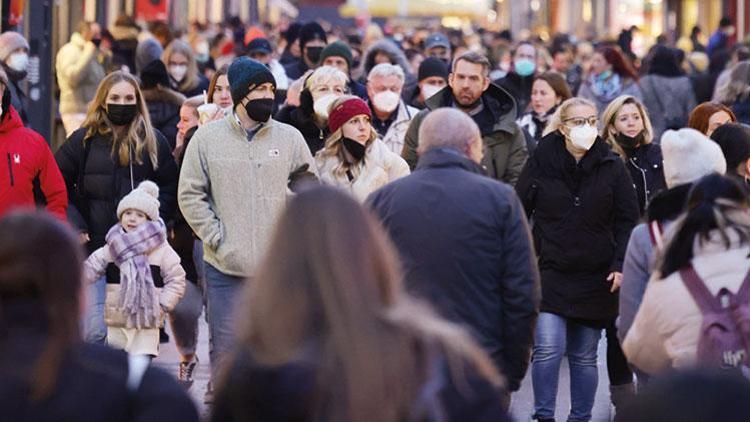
[402,52,528,185]
[178,57,317,402]
[284,21,327,80]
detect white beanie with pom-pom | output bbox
[661,128,727,188]
[117,180,161,221]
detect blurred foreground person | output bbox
[0,212,198,421]
[368,108,540,402]
[212,187,508,421]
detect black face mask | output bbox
[106,103,138,126]
[343,137,366,162]
[244,98,274,123]
[616,131,644,150]
[306,46,324,64]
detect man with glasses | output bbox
[402,52,528,185]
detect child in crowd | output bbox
[85,181,186,357]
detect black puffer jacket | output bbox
[621,142,666,215]
[55,127,178,253]
[515,132,639,322]
[142,87,186,151]
[494,71,534,117]
[275,104,329,156]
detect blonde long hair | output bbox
[82,71,158,167]
[319,95,378,178]
[542,97,598,137]
[226,187,502,421]
[600,95,655,159]
[162,39,200,94]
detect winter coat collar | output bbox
[645,183,692,223]
[425,83,518,139]
[415,148,487,176]
[70,32,87,49]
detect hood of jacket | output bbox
[143,88,185,127]
[0,106,24,134]
[425,83,518,145]
[362,39,412,76]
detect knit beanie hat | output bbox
[299,22,327,50]
[117,181,160,221]
[227,56,276,105]
[139,59,170,89]
[328,97,371,134]
[0,31,28,62]
[709,123,750,174]
[319,41,353,69]
[418,57,449,82]
[135,38,164,75]
[661,128,727,188]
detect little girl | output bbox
[85,181,186,357]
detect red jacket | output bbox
[0,107,67,220]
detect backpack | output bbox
[679,265,750,369]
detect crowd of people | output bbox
[2,11,750,421]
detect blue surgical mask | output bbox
[515,59,536,77]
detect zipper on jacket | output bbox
[6,153,14,187]
[629,158,648,211]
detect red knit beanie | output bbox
[328,97,372,134]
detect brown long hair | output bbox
[82,71,158,167]
[226,187,501,421]
[0,212,84,400]
[162,39,201,94]
[206,64,229,104]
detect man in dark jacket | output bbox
[495,41,537,117]
[402,52,528,185]
[368,107,540,399]
[283,22,327,81]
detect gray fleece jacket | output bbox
[178,114,317,277]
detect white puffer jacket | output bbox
[316,138,410,202]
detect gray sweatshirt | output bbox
[178,114,317,277]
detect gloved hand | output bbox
[287,163,319,192]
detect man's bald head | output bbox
[417,107,484,163]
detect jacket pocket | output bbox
[6,153,14,187]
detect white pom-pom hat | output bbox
[117,180,160,221]
[661,128,727,188]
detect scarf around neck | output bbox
[590,72,622,103]
[106,219,166,329]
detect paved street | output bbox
[155,313,614,421]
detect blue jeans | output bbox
[83,276,107,344]
[532,312,601,422]
[204,262,245,384]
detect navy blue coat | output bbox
[515,132,639,323]
[367,148,540,391]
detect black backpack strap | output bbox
[680,265,720,312]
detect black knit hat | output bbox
[299,22,327,50]
[418,57,449,82]
[140,59,170,89]
[710,123,750,174]
[227,57,276,105]
[319,41,352,69]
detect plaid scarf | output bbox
[105,219,166,329]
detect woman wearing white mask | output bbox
[275,65,348,155]
[0,31,30,126]
[515,97,639,422]
[162,40,209,98]
[315,95,409,202]
[366,63,419,155]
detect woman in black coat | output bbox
[515,97,639,422]
[601,95,666,215]
[55,71,178,344]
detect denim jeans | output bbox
[531,312,601,422]
[83,276,107,344]
[204,262,245,384]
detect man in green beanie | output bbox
[320,40,368,100]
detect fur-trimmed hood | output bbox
[361,39,413,78]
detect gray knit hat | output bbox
[0,31,28,62]
[117,181,160,221]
